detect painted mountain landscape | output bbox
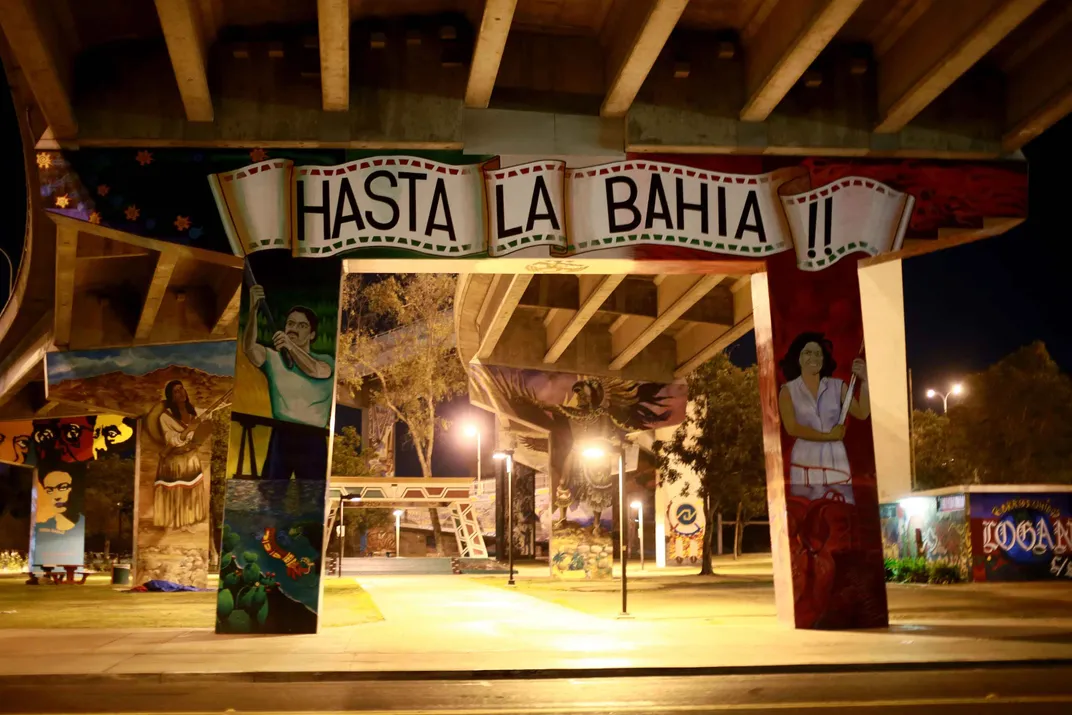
[46,342,236,414]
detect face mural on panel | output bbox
[46,342,235,585]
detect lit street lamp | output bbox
[582,441,629,618]
[492,449,515,585]
[631,500,644,571]
[926,383,963,413]
[393,509,403,558]
[464,424,482,495]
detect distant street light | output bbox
[926,383,963,414]
[464,424,483,495]
[492,449,515,585]
[631,500,644,571]
[393,509,403,557]
[582,440,629,617]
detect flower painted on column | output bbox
[97,184,110,197]
[174,216,192,232]
[88,211,101,225]
[54,194,70,208]
[135,150,154,166]
[36,153,53,169]
[125,205,141,221]
[249,148,268,163]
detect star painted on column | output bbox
[250,148,268,162]
[36,153,53,169]
[54,194,70,208]
[97,184,110,197]
[135,150,154,166]
[88,211,101,225]
[174,215,191,231]
[124,205,141,221]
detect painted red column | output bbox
[754,251,889,629]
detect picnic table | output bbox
[27,565,94,585]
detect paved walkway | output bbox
[1,575,1071,679]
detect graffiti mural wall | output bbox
[46,342,234,585]
[971,493,1072,582]
[470,364,685,578]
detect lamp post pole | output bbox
[506,451,515,586]
[394,510,403,557]
[476,430,482,496]
[618,450,628,617]
[636,502,645,571]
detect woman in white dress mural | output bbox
[778,333,869,501]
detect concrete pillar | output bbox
[858,259,912,503]
[752,252,889,630]
[216,252,342,635]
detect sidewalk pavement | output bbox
[1,574,1071,681]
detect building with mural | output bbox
[885,486,1072,583]
[0,0,1064,635]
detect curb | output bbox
[3,658,1072,686]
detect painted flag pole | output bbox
[243,262,294,369]
[838,341,865,426]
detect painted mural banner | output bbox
[45,342,235,586]
[971,493,1072,581]
[469,364,685,579]
[207,157,913,268]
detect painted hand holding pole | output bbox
[838,341,866,426]
[244,263,294,369]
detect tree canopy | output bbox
[913,342,1072,488]
[655,352,766,574]
[336,273,467,554]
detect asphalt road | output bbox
[2,664,1071,714]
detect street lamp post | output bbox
[582,442,629,617]
[631,500,644,571]
[493,449,515,585]
[926,383,963,414]
[465,424,482,495]
[393,509,403,557]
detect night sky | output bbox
[2,65,1067,476]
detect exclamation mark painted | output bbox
[806,197,834,259]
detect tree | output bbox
[208,407,232,569]
[83,453,134,552]
[330,426,392,555]
[911,342,1072,488]
[910,410,969,490]
[337,274,467,555]
[655,353,766,574]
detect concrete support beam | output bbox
[154,0,216,123]
[741,0,865,122]
[1002,17,1072,152]
[544,275,625,364]
[211,280,242,337]
[870,0,933,58]
[0,0,77,138]
[673,276,754,378]
[876,0,1046,134]
[134,249,180,343]
[317,0,350,111]
[609,274,722,370]
[465,0,518,109]
[0,313,51,410]
[53,225,77,350]
[476,274,532,360]
[601,0,691,118]
[858,259,912,503]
